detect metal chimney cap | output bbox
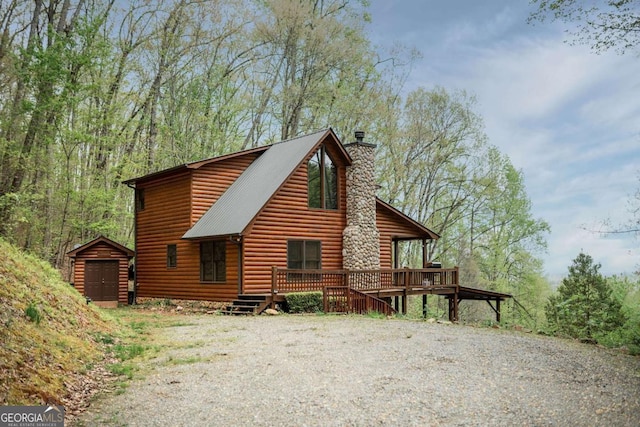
[354,131,365,142]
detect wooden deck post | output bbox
[403,268,410,315]
[496,299,501,323]
[271,266,277,309]
[422,295,427,318]
[453,292,459,322]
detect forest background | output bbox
[0,0,637,337]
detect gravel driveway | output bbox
[74,315,640,426]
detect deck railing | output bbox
[271,266,459,297]
[323,286,396,316]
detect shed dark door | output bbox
[85,260,119,301]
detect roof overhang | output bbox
[66,235,134,258]
[376,198,440,240]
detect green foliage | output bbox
[529,0,640,54]
[376,87,551,324]
[597,274,640,354]
[545,253,626,342]
[285,292,324,313]
[24,302,43,325]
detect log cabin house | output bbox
[124,129,509,319]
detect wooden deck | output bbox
[267,267,511,321]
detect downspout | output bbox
[125,182,137,305]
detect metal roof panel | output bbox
[182,129,329,239]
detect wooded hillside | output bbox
[0,0,551,323]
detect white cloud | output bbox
[369,0,640,278]
[546,225,638,281]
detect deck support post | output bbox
[403,268,410,315]
[270,266,277,309]
[448,288,459,322]
[422,295,428,318]
[485,299,503,323]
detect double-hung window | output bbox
[200,241,226,282]
[287,240,321,270]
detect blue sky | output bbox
[368,0,640,282]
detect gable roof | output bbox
[375,198,440,240]
[66,235,135,258]
[122,145,270,186]
[183,129,341,239]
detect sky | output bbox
[368,0,640,282]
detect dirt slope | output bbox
[0,238,115,406]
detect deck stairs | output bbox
[223,294,272,315]
[324,287,396,316]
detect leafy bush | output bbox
[284,292,323,313]
[25,302,43,325]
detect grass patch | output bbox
[164,356,206,366]
[24,302,43,324]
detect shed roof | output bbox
[375,198,440,240]
[182,129,336,239]
[66,235,134,258]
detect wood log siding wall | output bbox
[243,159,347,293]
[72,241,129,303]
[376,204,429,268]
[135,170,239,301]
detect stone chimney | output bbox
[342,131,380,270]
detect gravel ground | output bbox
[74,315,640,427]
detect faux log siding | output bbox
[135,171,238,301]
[243,161,347,293]
[72,242,129,303]
[190,153,260,225]
[376,204,428,268]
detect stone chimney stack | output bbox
[342,131,380,270]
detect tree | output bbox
[528,0,640,54]
[546,252,625,341]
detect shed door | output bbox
[85,260,119,301]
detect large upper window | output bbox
[308,145,338,210]
[287,240,321,270]
[200,241,226,282]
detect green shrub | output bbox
[25,302,43,325]
[285,292,323,313]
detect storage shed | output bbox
[67,236,134,308]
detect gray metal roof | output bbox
[182,129,330,239]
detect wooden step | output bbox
[223,295,272,315]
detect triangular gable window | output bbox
[308,145,338,210]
